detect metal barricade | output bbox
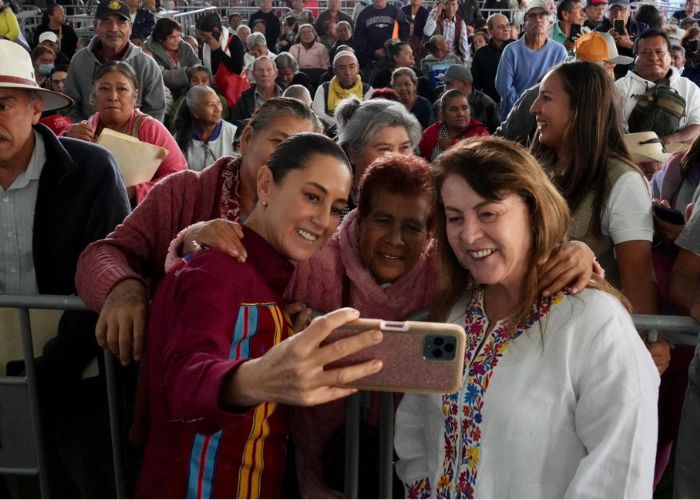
[172,5,217,34]
[0,295,125,499]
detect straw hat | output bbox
[624,132,673,163]
[0,40,73,112]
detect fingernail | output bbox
[374,360,383,370]
[372,331,383,342]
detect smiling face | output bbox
[530,70,572,153]
[239,115,318,194]
[348,126,413,187]
[359,190,431,284]
[96,14,131,53]
[255,153,352,261]
[193,89,222,125]
[94,70,138,128]
[635,35,672,82]
[442,174,532,293]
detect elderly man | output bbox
[432,64,500,133]
[0,39,130,496]
[494,0,567,116]
[616,29,700,146]
[424,0,470,62]
[312,51,373,126]
[232,55,283,121]
[472,13,512,102]
[584,0,607,29]
[496,31,632,145]
[64,0,165,121]
[595,0,647,78]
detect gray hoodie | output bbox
[144,37,200,93]
[64,36,166,122]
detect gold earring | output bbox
[262,200,268,207]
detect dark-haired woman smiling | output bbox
[137,134,384,498]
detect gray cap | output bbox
[438,64,473,83]
[609,0,630,8]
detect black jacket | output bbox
[33,124,130,383]
[472,38,512,103]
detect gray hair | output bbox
[247,31,267,50]
[335,98,422,156]
[236,24,251,35]
[275,51,299,73]
[672,44,686,57]
[282,84,312,106]
[185,85,217,114]
[251,54,276,72]
[391,66,417,87]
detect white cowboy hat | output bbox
[0,40,73,112]
[624,132,673,163]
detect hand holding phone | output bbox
[324,319,466,393]
[654,204,685,225]
[614,19,625,35]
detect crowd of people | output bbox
[3,0,700,497]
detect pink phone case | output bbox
[323,319,466,393]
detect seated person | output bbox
[289,23,330,70]
[232,56,283,122]
[174,86,237,172]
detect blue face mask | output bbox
[38,63,54,76]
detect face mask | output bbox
[38,63,54,76]
[687,39,699,53]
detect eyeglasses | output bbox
[526,10,549,20]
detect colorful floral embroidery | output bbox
[437,289,566,498]
[407,477,432,499]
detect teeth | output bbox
[469,249,495,259]
[381,254,401,260]
[297,229,317,241]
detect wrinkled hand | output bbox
[224,308,384,407]
[286,302,313,331]
[609,29,633,49]
[538,241,595,296]
[65,122,96,142]
[646,337,671,375]
[182,219,247,261]
[205,34,221,50]
[96,279,148,366]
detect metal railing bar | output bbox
[343,392,360,499]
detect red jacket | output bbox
[137,227,295,498]
[419,119,489,160]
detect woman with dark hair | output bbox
[33,3,78,59]
[136,133,384,498]
[64,61,187,205]
[419,89,489,160]
[395,136,659,498]
[530,61,669,372]
[174,85,237,171]
[144,17,200,98]
[635,4,664,30]
[681,26,700,81]
[369,39,417,89]
[195,12,245,81]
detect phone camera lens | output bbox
[433,337,444,346]
[444,343,455,352]
[432,348,443,358]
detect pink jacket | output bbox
[285,210,438,498]
[83,109,187,204]
[289,41,330,69]
[76,157,236,311]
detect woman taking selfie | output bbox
[136,133,385,498]
[395,137,659,498]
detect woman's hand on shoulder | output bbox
[221,308,384,408]
[538,240,595,297]
[183,219,247,262]
[65,122,96,142]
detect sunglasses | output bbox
[526,10,549,20]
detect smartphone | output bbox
[654,204,685,225]
[323,319,466,394]
[614,19,625,35]
[569,23,581,40]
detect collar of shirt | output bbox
[192,120,224,141]
[3,131,46,193]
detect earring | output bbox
[262,200,268,208]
